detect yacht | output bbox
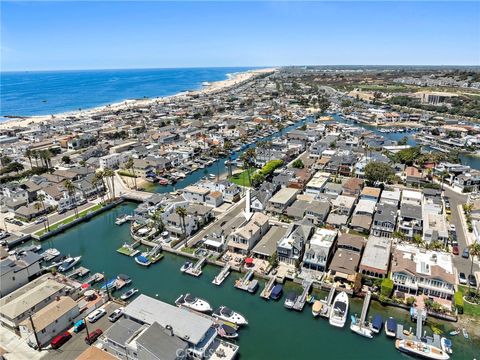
[329,291,349,328]
[212,306,248,326]
[284,292,297,309]
[41,248,60,261]
[120,288,138,300]
[175,294,212,313]
[395,339,450,360]
[58,256,81,272]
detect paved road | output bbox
[47,302,121,360]
[445,188,479,278]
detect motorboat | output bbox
[385,317,397,338]
[180,261,192,272]
[448,328,460,336]
[134,254,151,267]
[175,294,212,313]
[58,256,81,272]
[371,314,383,334]
[101,278,117,292]
[284,292,297,309]
[440,338,453,355]
[329,291,349,328]
[120,288,138,300]
[212,306,248,326]
[395,339,450,360]
[115,215,128,225]
[312,300,322,317]
[41,248,60,261]
[350,315,373,339]
[269,284,283,300]
[117,274,132,285]
[462,328,468,339]
[216,324,238,339]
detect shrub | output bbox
[258,160,284,177]
[454,291,464,314]
[406,297,416,306]
[381,278,394,298]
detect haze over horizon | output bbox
[1,1,479,71]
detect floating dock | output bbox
[117,242,141,257]
[85,272,104,285]
[67,267,90,279]
[234,270,258,293]
[293,280,312,311]
[260,276,276,299]
[185,256,206,277]
[212,264,231,285]
[359,291,372,325]
[319,286,336,318]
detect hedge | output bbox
[381,278,394,298]
[454,291,464,314]
[258,160,284,177]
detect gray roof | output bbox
[360,236,393,272]
[124,295,213,345]
[400,203,422,220]
[252,226,288,257]
[104,317,143,345]
[137,322,188,360]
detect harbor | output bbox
[21,201,479,359]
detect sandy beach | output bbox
[0,67,276,131]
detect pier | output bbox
[234,269,258,293]
[185,256,207,277]
[67,266,90,279]
[319,286,336,318]
[85,272,104,285]
[212,263,231,285]
[359,291,372,325]
[260,276,276,299]
[293,280,312,311]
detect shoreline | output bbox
[0,67,277,131]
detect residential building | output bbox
[0,251,43,297]
[277,222,314,264]
[302,228,338,271]
[227,212,270,254]
[359,236,393,279]
[372,203,398,238]
[267,187,298,214]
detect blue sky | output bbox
[1,1,479,71]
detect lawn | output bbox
[228,168,255,187]
[458,285,480,317]
[35,204,103,236]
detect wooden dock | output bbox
[260,276,276,299]
[293,280,312,311]
[85,272,104,285]
[319,286,336,318]
[234,269,258,293]
[185,256,206,277]
[67,267,90,279]
[212,263,231,285]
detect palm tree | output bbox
[412,234,424,248]
[94,172,106,203]
[64,180,78,217]
[125,157,137,190]
[150,210,164,232]
[440,171,449,190]
[33,201,47,232]
[175,207,188,246]
[467,242,480,298]
[37,194,50,231]
[240,147,256,187]
[25,149,33,168]
[32,150,40,167]
[103,168,115,200]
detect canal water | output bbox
[35,202,478,359]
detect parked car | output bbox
[468,274,477,288]
[50,332,72,349]
[87,308,106,323]
[34,217,46,224]
[459,272,467,285]
[73,319,85,333]
[452,245,459,255]
[13,219,23,226]
[462,248,470,259]
[108,307,124,322]
[57,208,67,214]
[449,224,456,232]
[85,329,103,345]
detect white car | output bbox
[87,308,106,323]
[449,224,456,232]
[108,307,124,322]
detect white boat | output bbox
[212,306,248,326]
[312,300,322,317]
[329,291,349,328]
[216,324,238,339]
[115,215,128,225]
[175,294,212,313]
[350,316,373,338]
[180,261,192,272]
[284,292,297,309]
[41,248,60,261]
[120,288,138,300]
[440,338,453,355]
[395,339,450,360]
[462,328,468,339]
[58,256,81,272]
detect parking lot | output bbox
[47,301,121,360]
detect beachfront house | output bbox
[227,213,270,255]
[302,228,338,272]
[277,222,314,265]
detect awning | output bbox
[245,257,254,264]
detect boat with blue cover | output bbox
[101,278,116,291]
[371,314,383,334]
[385,317,397,338]
[134,254,151,267]
[270,284,283,300]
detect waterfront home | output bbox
[302,228,338,271]
[379,189,401,207]
[326,195,356,228]
[19,296,79,347]
[251,225,288,261]
[359,236,393,279]
[123,295,237,359]
[227,212,270,255]
[398,203,423,239]
[328,248,362,290]
[0,275,68,330]
[422,211,449,245]
[99,152,130,170]
[198,179,241,202]
[0,251,43,297]
[371,203,398,238]
[250,182,278,212]
[182,185,211,204]
[324,153,358,176]
[277,222,314,264]
[391,245,455,302]
[267,187,299,214]
[453,171,480,193]
[165,211,196,238]
[205,191,223,207]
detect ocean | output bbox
[0,67,257,119]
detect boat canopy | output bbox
[386,317,397,333]
[286,292,297,301]
[271,284,283,297]
[312,300,322,312]
[137,256,149,263]
[118,274,131,281]
[372,314,383,330]
[221,307,234,317]
[184,294,197,303]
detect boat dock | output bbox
[117,241,141,257]
[67,266,90,278]
[359,291,372,325]
[234,269,258,293]
[85,272,104,285]
[179,305,238,331]
[293,280,312,311]
[319,286,336,318]
[260,276,276,299]
[212,263,231,285]
[185,256,206,277]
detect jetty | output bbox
[319,286,336,318]
[359,291,372,325]
[234,270,258,293]
[67,266,90,279]
[212,263,231,285]
[260,276,276,299]
[293,280,312,311]
[185,256,206,277]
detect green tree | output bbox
[61,155,71,164]
[63,180,78,218]
[240,148,256,187]
[292,159,304,169]
[467,242,480,298]
[176,207,188,247]
[8,162,24,174]
[397,136,408,146]
[412,234,424,248]
[364,161,394,184]
[251,173,265,188]
[37,193,50,231]
[24,149,33,168]
[103,168,115,200]
[125,157,137,190]
[317,95,330,113]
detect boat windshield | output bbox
[185,294,197,303]
[221,307,233,317]
[334,302,346,314]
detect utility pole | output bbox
[83,317,91,343]
[103,272,111,301]
[29,315,41,351]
